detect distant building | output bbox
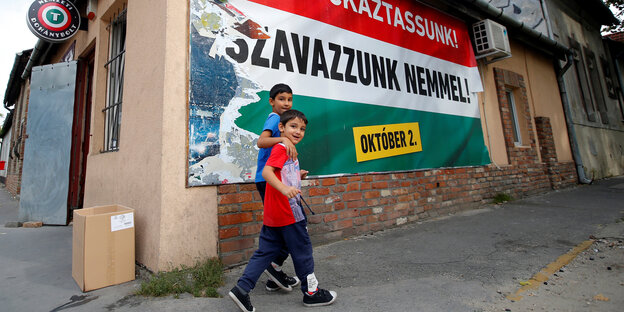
[2,49,31,192]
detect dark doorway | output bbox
[68,50,94,216]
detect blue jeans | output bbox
[256,181,289,266]
[237,220,315,293]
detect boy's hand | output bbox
[281,186,301,199]
[300,170,309,179]
[282,137,298,160]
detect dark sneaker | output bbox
[303,288,337,307]
[264,266,300,291]
[229,286,255,312]
[265,279,280,292]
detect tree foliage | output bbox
[603,0,624,34]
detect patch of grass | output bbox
[136,258,224,298]
[492,193,513,204]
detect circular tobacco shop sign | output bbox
[26,0,81,42]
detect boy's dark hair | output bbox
[280,109,308,125]
[269,83,293,99]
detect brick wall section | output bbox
[534,116,575,190]
[217,163,577,266]
[217,67,578,266]
[4,86,28,197]
[534,117,557,164]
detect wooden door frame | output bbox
[68,49,94,215]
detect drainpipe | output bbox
[556,52,593,184]
[20,39,51,80]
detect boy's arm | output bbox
[257,130,298,159]
[263,165,301,199]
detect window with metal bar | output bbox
[505,90,522,146]
[103,10,126,152]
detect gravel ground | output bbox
[481,238,624,312]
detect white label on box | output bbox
[111,212,134,232]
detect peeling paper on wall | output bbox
[188,0,268,186]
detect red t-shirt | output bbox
[263,144,305,227]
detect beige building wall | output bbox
[477,39,573,165]
[45,0,219,272]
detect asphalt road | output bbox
[1,176,623,312]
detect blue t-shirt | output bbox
[255,112,280,182]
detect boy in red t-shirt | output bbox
[229,110,337,312]
[255,83,300,292]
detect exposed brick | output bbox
[254,211,264,221]
[220,238,255,253]
[241,202,263,211]
[218,205,240,214]
[242,224,262,235]
[219,227,240,239]
[339,209,360,219]
[347,200,366,209]
[309,187,330,196]
[219,193,253,205]
[217,149,578,264]
[370,222,384,232]
[324,213,338,222]
[220,253,244,266]
[321,178,336,186]
[374,174,391,181]
[346,183,360,191]
[218,184,237,194]
[372,181,388,189]
[308,215,323,224]
[219,212,253,226]
[360,208,373,216]
[332,219,353,230]
[240,183,257,191]
[364,190,381,199]
[343,192,362,201]
[332,185,346,192]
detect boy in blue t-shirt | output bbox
[254,83,302,292]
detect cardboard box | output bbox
[72,205,135,291]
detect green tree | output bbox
[603,0,624,33]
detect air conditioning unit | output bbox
[472,19,511,60]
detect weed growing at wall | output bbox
[493,193,513,204]
[136,258,224,298]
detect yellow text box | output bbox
[352,122,423,162]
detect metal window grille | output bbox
[103,10,126,152]
[506,90,522,146]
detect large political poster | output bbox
[188,0,490,186]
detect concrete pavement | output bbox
[1,176,623,312]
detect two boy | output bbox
[229,86,337,311]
